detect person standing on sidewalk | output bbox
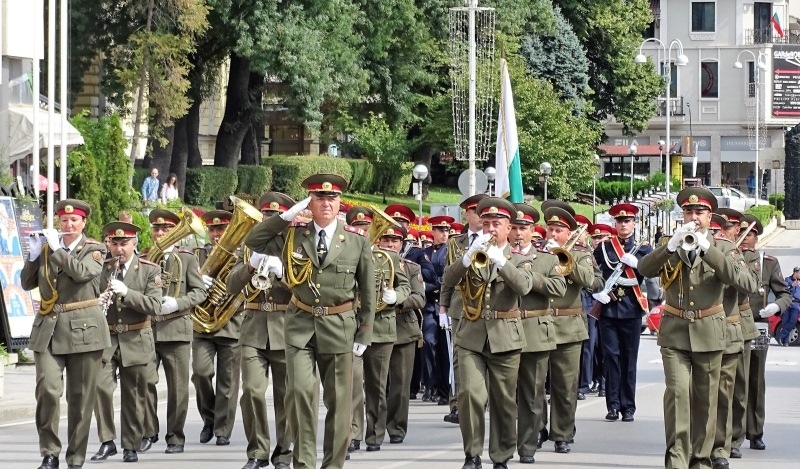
[779,267,800,346]
[21,199,110,469]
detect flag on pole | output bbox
[772,12,784,38]
[494,58,523,203]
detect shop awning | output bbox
[7,103,84,164]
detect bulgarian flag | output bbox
[494,58,523,203]
[772,11,784,38]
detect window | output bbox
[700,61,719,98]
[661,61,678,96]
[747,62,756,98]
[691,2,715,32]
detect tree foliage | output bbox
[348,113,412,202]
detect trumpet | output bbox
[549,224,587,275]
[680,226,701,251]
[471,235,497,268]
[251,256,273,291]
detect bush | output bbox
[132,168,150,197]
[266,155,353,199]
[184,167,238,206]
[769,193,784,211]
[236,165,273,196]
[129,210,153,251]
[346,159,375,193]
[389,162,414,195]
[594,179,653,204]
[745,204,776,226]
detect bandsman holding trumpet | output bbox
[442,197,535,469]
[191,210,242,446]
[638,187,758,469]
[91,222,163,463]
[229,192,296,469]
[510,203,568,464]
[141,209,207,454]
[22,199,110,469]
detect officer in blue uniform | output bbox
[592,203,653,422]
[385,205,437,288]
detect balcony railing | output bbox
[656,96,685,117]
[745,27,792,45]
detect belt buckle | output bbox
[684,310,697,320]
[154,315,164,322]
[261,302,273,312]
[115,324,126,333]
[482,309,492,320]
[312,306,325,317]
[53,304,63,314]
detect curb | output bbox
[757,226,784,249]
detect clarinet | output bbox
[102,256,122,315]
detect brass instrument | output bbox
[366,205,401,245]
[251,256,273,291]
[147,207,206,297]
[549,224,587,275]
[192,196,263,333]
[374,248,396,311]
[470,235,497,268]
[679,225,701,251]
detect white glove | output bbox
[42,228,61,251]
[202,275,214,289]
[280,196,312,221]
[353,342,367,357]
[668,222,695,252]
[266,256,284,279]
[759,303,780,318]
[620,253,639,269]
[439,312,451,330]
[249,251,267,269]
[462,233,492,267]
[545,238,560,251]
[696,233,711,253]
[592,292,611,304]
[382,288,397,305]
[109,279,128,297]
[160,296,179,315]
[98,291,112,307]
[617,277,639,287]
[486,244,507,268]
[28,235,44,261]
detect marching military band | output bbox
[19,182,788,469]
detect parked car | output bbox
[707,186,769,211]
[768,314,800,346]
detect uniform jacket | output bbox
[395,259,425,345]
[372,248,411,344]
[717,239,752,354]
[743,248,792,323]
[442,243,534,354]
[401,243,437,294]
[517,247,567,353]
[22,235,111,354]
[194,246,242,341]
[440,233,471,320]
[245,214,376,352]
[101,257,162,366]
[550,245,600,344]
[593,235,654,319]
[423,242,448,314]
[639,231,757,352]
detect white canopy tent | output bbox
[6,103,83,164]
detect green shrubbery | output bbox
[184,167,238,206]
[745,204,776,225]
[768,193,784,211]
[236,165,273,196]
[267,156,353,199]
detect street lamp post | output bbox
[412,164,429,223]
[539,162,552,201]
[629,142,637,200]
[734,51,767,201]
[592,154,601,221]
[635,38,689,201]
[484,166,496,196]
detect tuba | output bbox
[549,223,587,276]
[148,207,207,297]
[366,205,401,245]
[191,196,263,333]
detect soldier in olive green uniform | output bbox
[439,194,487,424]
[244,174,375,469]
[141,209,208,453]
[230,192,296,469]
[639,188,757,469]
[510,204,567,464]
[91,222,163,463]
[442,197,535,469]
[21,199,111,469]
[192,210,243,446]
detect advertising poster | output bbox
[772,45,800,117]
[0,197,41,338]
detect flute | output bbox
[29,231,77,238]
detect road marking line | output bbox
[373,444,463,468]
[766,361,798,366]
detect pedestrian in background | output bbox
[141,167,160,205]
[779,267,800,346]
[159,173,180,204]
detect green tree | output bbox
[349,113,412,203]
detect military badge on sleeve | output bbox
[92,251,102,263]
[154,276,163,287]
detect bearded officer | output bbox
[639,188,757,469]
[229,192,296,469]
[244,173,375,469]
[22,199,110,469]
[91,222,162,463]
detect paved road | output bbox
[2,229,799,468]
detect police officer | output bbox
[244,173,375,469]
[639,188,757,469]
[512,203,567,464]
[592,203,652,422]
[229,192,296,469]
[91,222,163,463]
[141,209,208,454]
[22,199,110,469]
[192,210,242,446]
[442,197,535,469]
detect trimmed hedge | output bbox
[237,165,273,196]
[594,180,654,204]
[346,159,375,193]
[745,204,776,226]
[132,167,150,197]
[768,193,784,211]
[265,156,353,199]
[130,210,153,251]
[185,167,238,206]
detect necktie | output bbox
[470,233,478,246]
[317,230,328,263]
[689,250,697,264]
[64,247,71,254]
[117,267,124,282]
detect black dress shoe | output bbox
[422,389,432,402]
[138,437,153,453]
[519,455,535,463]
[216,436,230,446]
[605,409,620,421]
[241,459,270,469]
[622,411,635,422]
[200,424,214,444]
[366,444,380,452]
[348,439,361,452]
[409,393,418,400]
[598,390,606,397]
[273,463,290,469]
[122,449,138,463]
[577,392,586,400]
[537,428,548,449]
[493,463,508,469]
[730,447,742,459]
[750,437,766,450]
[91,441,118,461]
[554,441,571,453]
[389,435,403,444]
[711,457,730,469]
[346,453,350,460]
[38,456,58,469]
[444,409,459,424]
[164,444,184,454]
[437,396,449,405]
[461,456,482,469]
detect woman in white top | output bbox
[159,173,180,203]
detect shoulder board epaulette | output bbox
[402,258,419,267]
[764,254,777,261]
[103,257,116,264]
[571,244,590,253]
[345,225,367,236]
[83,238,102,245]
[715,237,732,244]
[139,259,158,267]
[177,248,194,254]
[641,241,650,246]
[741,247,755,252]
[576,241,589,248]
[290,221,308,228]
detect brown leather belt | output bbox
[738,302,751,313]
[109,319,151,334]
[291,297,353,317]
[552,307,583,317]
[725,314,741,324]
[153,310,190,322]
[465,306,521,320]
[245,302,288,312]
[663,304,724,321]
[521,309,551,319]
[49,299,99,314]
